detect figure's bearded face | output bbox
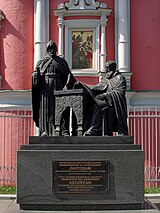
[105,62,116,79]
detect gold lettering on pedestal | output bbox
[53,161,109,193]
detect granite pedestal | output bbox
[17,136,144,211]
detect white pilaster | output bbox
[118,0,129,72]
[34,0,49,135]
[99,11,109,82]
[34,0,49,67]
[115,0,131,89]
[57,14,64,58]
[100,14,107,73]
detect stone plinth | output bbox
[17,136,144,211]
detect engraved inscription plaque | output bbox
[53,161,109,193]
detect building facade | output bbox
[0,0,160,186]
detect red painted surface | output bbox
[75,76,99,85]
[50,0,59,47]
[0,0,33,90]
[130,0,160,90]
[105,0,115,62]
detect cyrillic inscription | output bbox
[53,161,109,193]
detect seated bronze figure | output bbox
[74,61,129,136]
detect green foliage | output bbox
[0,186,16,194]
[145,186,160,194]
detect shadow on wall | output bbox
[0,11,26,90]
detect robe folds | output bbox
[75,71,128,135]
[32,54,76,136]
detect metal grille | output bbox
[0,107,34,186]
[0,106,159,186]
[128,106,160,187]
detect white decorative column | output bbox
[100,13,107,74]
[34,0,49,67]
[34,0,49,135]
[115,0,131,89]
[57,14,64,58]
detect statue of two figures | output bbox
[32,41,128,137]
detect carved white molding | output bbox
[54,8,111,17]
[0,9,5,30]
[58,0,107,10]
[54,0,111,17]
[53,1,112,77]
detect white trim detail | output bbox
[53,2,111,78]
[0,90,159,109]
[100,13,107,74]
[57,15,64,58]
[34,0,49,135]
[63,0,101,10]
[126,91,160,106]
[115,0,131,90]
[0,90,31,110]
[34,0,49,68]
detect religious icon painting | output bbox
[72,31,93,69]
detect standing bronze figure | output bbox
[32,40,76,136]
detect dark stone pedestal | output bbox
[17,136,144,211]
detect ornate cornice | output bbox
[58,0,108,10]
[54,0,111,17]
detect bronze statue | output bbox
[75,61,129,136]
[32,42,128,137]
[32,40,76,136]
